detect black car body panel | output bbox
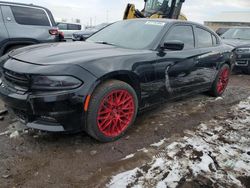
[0,19,234,132]
[222,28,250,73]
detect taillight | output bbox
[49,29,59,35]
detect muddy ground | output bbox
[0,74,250,188]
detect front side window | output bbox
[164,25,195,49]
[145,0,172,14]
[196,28,213,48]
[11,6,50,26]
[87,20,166,50]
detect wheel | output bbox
[210,64,230,97]
[86,80,138,142]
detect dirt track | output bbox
[0,73,250,188]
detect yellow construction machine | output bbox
[124,0,187,20]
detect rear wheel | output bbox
[86,80,138,142]
[210,64,230,97]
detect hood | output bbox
[222,38,250,48]
[74,29,97,36]
[8,42,145,67]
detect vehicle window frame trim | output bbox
[159,23,196,51]
[0,2,52,26]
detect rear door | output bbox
[154,24,209,98]
[0,6,9,50]
[1,5,54,42]
[194,26,223,83]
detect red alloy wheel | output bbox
[97,89,135,137]
[217,67,229,94]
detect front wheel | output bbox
[210,64,230,97]
[86,80,138,142]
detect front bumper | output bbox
[234,53,250,71]
[0,82,86,132]
[0,58,98,132]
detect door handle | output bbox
[6,17,11,21]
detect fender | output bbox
[0,38,40,55]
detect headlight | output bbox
[236,47,250,53]
[31,75,82,90]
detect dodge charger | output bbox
[0,19,233,142]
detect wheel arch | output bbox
[1,39,39,55]
[89,71,142,104]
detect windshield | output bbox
[145,0,172,14]
[221,28,250,40]
[94,23,109,30]
[87,20,166,50]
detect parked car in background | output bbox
[0,1,61,56]
[72,23,110,41]
[0,19,233,142]
[57,22,82,39]
[216,27,229,36]
[221,27,250,74]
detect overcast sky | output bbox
[3,0,250,25]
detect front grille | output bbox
[3,69,30,90]
[236,60,249,66]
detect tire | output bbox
[86,80,138,142]
[210,64,230,97]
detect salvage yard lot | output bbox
[0,74,250,188]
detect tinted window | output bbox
[196,28,213,48]
[221,28,250,40]
[87,20,166,50]
[68,24,81,30]
[164,25,194,49]
[11,6,50,26]
[57,23,67,30]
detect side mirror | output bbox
[162,40,184,51]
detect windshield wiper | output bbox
[95,41,115,46]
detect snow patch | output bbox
[150,139,166,147]
[108,96,250,188]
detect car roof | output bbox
[123,18,216,33]
[124,18,208,27]
[228,27,250,29]
[0,1,49,11]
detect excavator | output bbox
[124,0,187,20]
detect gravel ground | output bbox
[0,74,250,188]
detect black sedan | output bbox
[221,27,250,74]
[0,19,233,142]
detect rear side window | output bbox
[57,23,67,30]
[68,24,81,30]
[196,28,213,48]
[11,6,50,26]
[164,25,195,50]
